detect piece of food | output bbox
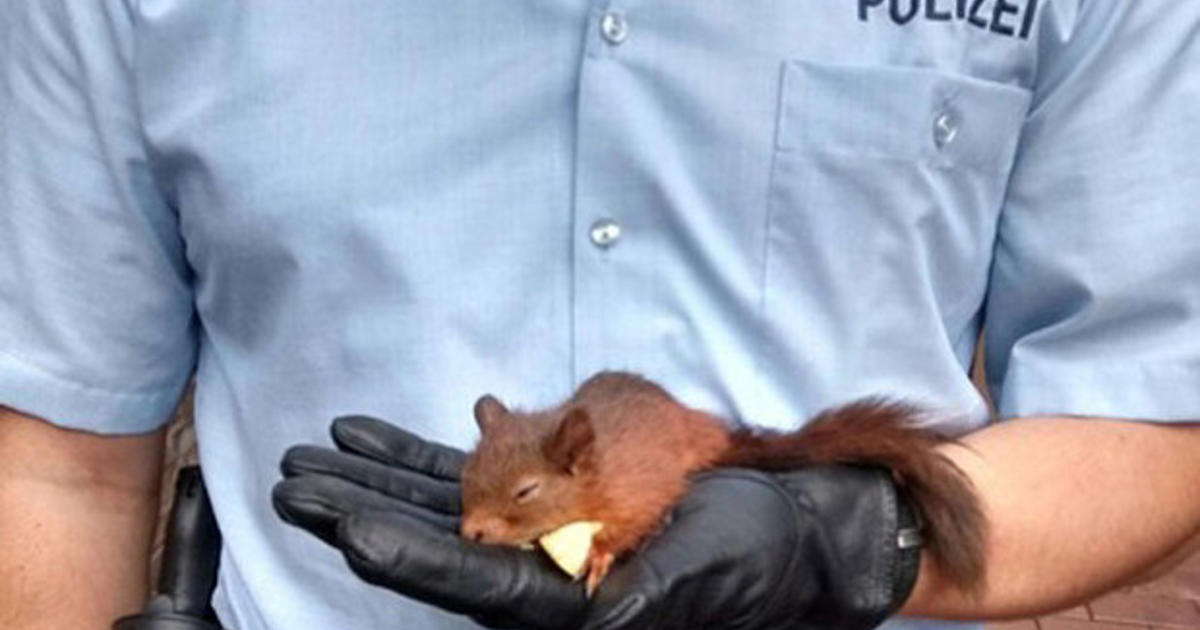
[537,521,604,578]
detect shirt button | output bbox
[589,218,621,249]
[600,12,628,45]
[933,109,960,149]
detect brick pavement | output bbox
[986,549,1200,630]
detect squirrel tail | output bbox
[717,398,987,596]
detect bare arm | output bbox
[900,416,1200,619]
[0,407,165,630]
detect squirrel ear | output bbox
[473,395,508,434]
[543,407,595,475]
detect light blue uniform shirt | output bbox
[2,1,1198,628]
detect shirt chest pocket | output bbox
[763,60,1032,341]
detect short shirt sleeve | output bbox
[984,1,1200,421]
[0,1,196,433]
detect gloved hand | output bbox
[273,415,921,630]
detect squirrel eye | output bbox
[513,479,542,504]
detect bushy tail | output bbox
[718,399,986,596]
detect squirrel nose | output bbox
[461,516,491,543]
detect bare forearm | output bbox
[0,408,165,630]
[900,416,1200,619]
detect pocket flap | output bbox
[777,61,1033,174]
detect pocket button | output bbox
[933,109,961,150]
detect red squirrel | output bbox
[460,371,986,596]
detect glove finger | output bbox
[273,474,460,545]
[339,509,586,629]
[332,415,467,480]
[282,444,461,515]
[581,590,655,630]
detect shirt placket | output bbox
[571,0,643,384]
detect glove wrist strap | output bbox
[891,486,923,613]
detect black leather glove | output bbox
[273,416,921,630]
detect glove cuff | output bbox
[772,465,922,629]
